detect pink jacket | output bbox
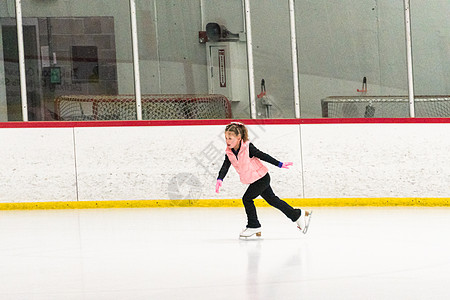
[225,141,268,184]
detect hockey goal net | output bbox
[322,96,450,118]
[54,94,232,121]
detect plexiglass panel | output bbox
[17,0,135,121]
[296,1,409,118]
[0,1,18,121]
[136,0,242,120]
[411,1,450,96]
[3,1,448,121]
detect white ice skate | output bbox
[239,227,262,239]
[296,210,312,234]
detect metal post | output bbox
[200,0,205,29]
[130,0,143,120]
[289,0,301,118]
[153,0,162,93]
[244,0,257,119]
[403,0,415,117]
[15,0,28,121]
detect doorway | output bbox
[1,18,42,121]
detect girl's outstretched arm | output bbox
[217,155,231,181]
[249,143,292,169]
[216,155,231,193]
[249,143,280,166]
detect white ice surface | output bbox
[1,207,450,300]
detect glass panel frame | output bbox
[17,0,135,121]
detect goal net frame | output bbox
[54,94,232,121]
[321,95,450,118]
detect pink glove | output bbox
[281,162,293,169]
[215,179,223,193]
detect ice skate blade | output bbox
[239,232,262,239]
[300,210,313,234]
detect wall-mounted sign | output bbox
[218,49,226,87]
[50,67,61,84]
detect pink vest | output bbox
[226,141,268,184]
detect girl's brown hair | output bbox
[225,122,249,142]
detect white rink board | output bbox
[74,124,302,201]
[0,128,76,202]
[74,125,226,201]
[0,122,449,203]
[301,123,450,198]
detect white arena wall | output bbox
[0,119,449,206]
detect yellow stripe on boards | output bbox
[0,198,449,210]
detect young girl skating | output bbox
[215,122,312,238]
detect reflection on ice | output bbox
[0,207,449,299]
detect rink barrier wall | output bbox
[1,118,450,209]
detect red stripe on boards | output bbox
[0,118,449,129]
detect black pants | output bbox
[243,173,301,228]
